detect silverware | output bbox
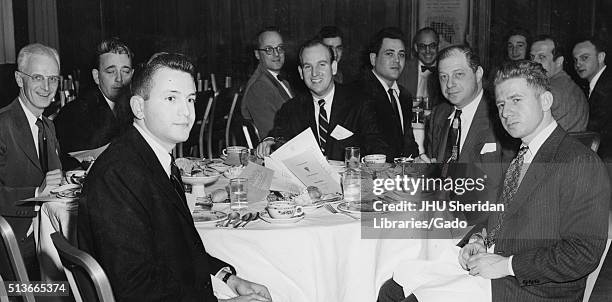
[325,204,359,220]
[233,212,252,228]
[241,212,260,228]
[223,212,241,227]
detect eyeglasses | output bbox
[257,46,286,55]
[416,42,438,51]
[18,71,61,85]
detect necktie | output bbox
[421,65,436,73]
[35,118,48,173]
[318,99,329,155]
[487,146,529,246]
[277,74,292,98]
[387,88,403,134]
[444,109,462,163]
[170,154,187,205]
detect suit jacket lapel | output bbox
[327,86,350,151]
[434,104,454,160]
[130,127,192,220]
[10,99,42,171]
[460,98,490,161]
[504,126,563,217]
[262,66,292,99]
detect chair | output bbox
[197,95,216,158]
[583,211,612,301]
[51,232,115,302]
[225,92,242,147]
[0,216,35,302]
[568,131,601,152]
[241,119,261,149]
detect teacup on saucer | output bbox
[266,201,303,219]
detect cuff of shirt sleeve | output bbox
[507,255,515,276]
[34,187,39,197]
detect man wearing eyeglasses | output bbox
[241,26,293,138]
[54,37,134,169]
[398,27,442,109]
[0,43,63,279]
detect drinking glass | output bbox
[229,178,248,210]
[345,147,360,170]
[342,169,361,208]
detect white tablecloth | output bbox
[197,201,427,302]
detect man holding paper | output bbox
[256,38,388,160]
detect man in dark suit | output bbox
[356,27,419,160]
[319,25,350,84]
[79,53,271,301]
[0,43,63,279]
[572,37,612,302]
[256,39,387,160]
[397,27,442,109]
[54,37,134,170]
[459,60,609,301]
[241,26,293,138]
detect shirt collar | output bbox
[590,65,607,93]
[18,97,40,127]
[447,89,483,120]
[133,122,172,177]
[311,84,335,106]
[99,87,115,111]
[418,61,435,75]
[522,120,558,162]
[372,69,399,94]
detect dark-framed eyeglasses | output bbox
[18,71,61,85]
[416,42,438,51]
[257,46,286,55]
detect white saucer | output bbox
[260,212,305,224]
[337,201,382,214]
[192,211,228,225]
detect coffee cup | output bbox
[266,201,304,219]
[361,154,387,164]
[222,146,248,166]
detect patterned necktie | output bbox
[387,88,403,134]
[318,99,329,155]
[487,146,529,247]
[445,109,462,163]
[169,154,187,205]
[35,118,48,173]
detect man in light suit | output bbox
[356,27,419,160]
[0,43,63,279]
[459,60,609,301]
[397,27,442,109]
[241,26,293,138]
[256,39,388,160]
[54,37,134,169]
[79,53,271,301]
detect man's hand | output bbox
[37,169,63,196]
[458,242,486,270]
[221,275,272,302]
[466,253,511,279]
[255,140,275,159]
[414,154,434,163]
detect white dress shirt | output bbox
[372,70,404,132]
[268,70,293,98]
[416,61,433,98]
[446,90,483,153]
[589,65,607,96]
[18,97,42,159]
[312,85,336,139]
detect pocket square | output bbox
[480,143,497,154]
[330,125,354,140]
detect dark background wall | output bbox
[1,0,610,107]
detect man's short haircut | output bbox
[367,27,406,56]
[532,35,563,59]
[254,26,282,49]
[131,52,195,100]
[318,26,343,40]
[575,36,608,54]
[494,59,550,94]
[298,38,334,66]
[414,27,439,44]
[16,43,60,72]
[437,45,481,73]
[95,37,133,69]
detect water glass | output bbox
[345,147,360,170]
[229,178,248,210]
[342,170,361,208]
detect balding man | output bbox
[241,26,293,138]
[0,44,63,278]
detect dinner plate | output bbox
[192,211,228,225]
[336,201,383,214]
[182,173,221,186]
[259,211,305,224]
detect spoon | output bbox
[234,212,253,228]
[223,212,241,227]
[241,212,260,228]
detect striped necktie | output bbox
[318,99,329,155]
[487,145,529,247]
